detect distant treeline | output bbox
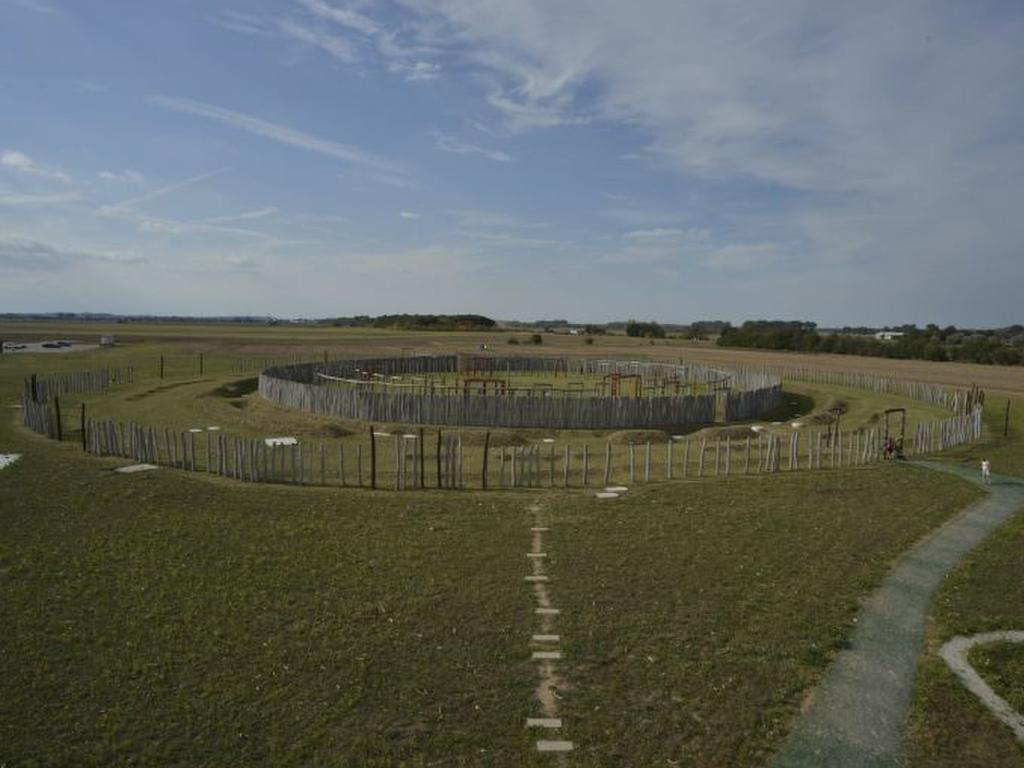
[321,314,497,331]
[718,321,1024,365]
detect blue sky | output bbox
[2,0,1023,325]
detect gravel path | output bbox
[771,463,1024,768]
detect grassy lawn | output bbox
[0,326,1002,765]
[544,468,980,766]
[905,508,1024,767]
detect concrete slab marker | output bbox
[536,741,573,752]
[0,453,22,470]
[605,485,628,492]
[535,607,560,615]
[532,651,562,660]
[595,491,619,499]
[531,526,550,532]
[527,552,547,558]
[533,634,560,642]
[526,718,562,728]
[115,463,158,474]
[524,575,549,582]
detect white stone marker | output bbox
[526,718,562,728]
[535,607,560,615]
[595,491,619,499]
[0,453,22,470]
[532,651,562,660]
[524,575,549,582]
[115,463,158,474]
[536,740,573,752]
[532,634,560,642]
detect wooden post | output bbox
[745,436,751,474]
[80,402,87,451]
[160,355,165,379]
[30,374,37,402]
[666,440,672,480]
[698,439,706,477]
[644,442,651,482]
[1005,400,1011,437]
[419,427,425,488]
[356,444,363,486]
[368,426,377,489]
[482,432,490,490]
[563,445,570,487]
[629,443,635,482]
[604,443,612,485]
[53,396,62,441]
[436,429,443,488]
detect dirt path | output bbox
[771,463,1024,768]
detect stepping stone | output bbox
[524,575,549,582]
[595,492,619,499]
[115,464,158,474]
[526,718,561,728]
[0,453,22,470]
[535,607,560,615]
[532,651,562,660]
[532,634,560,642]
[265,436,297,446]
[373,431,391,437]
[536,740,573,752]
[531,526,550,532]
[188,428,204,433]
[605,485,628,492]
[542,438,555,444]
[207,426,221,431]
[526,553,547,558]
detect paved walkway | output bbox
[772,463,1024,768]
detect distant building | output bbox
[874,331,905,341]
[99,335,115,346]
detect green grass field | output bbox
[0,323,1018,766]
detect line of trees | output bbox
[322,314,496,331]
[718,321,1024,365]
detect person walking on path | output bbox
[981,459,992,484]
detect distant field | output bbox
[0,322,1018,766]
[2,319,1023,393]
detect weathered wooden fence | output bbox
[259,356,782,429]
[22,367,133,401]
[37,402,980,490]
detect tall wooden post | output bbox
[436,429,443,488]
[53,396,62,441]
[80,402,87,451]
[369,425,377,489]
[419,427,425,488]
[1005,400,1011,436]
[160,355,165,379]
[481,431,490,490]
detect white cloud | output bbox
[1,150,71,183]
[625,228,685,240]
[280,19,357,63]
[204,206,278,223]
[149,95,408,180]
[0,234,145,272]
[98,169,144,184]
[0,187,78,206]
[705,243,778,271]
[432,131,512,162]
[97,168,228,216]
[399,211,420,220]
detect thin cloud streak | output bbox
[149,95,408,179]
